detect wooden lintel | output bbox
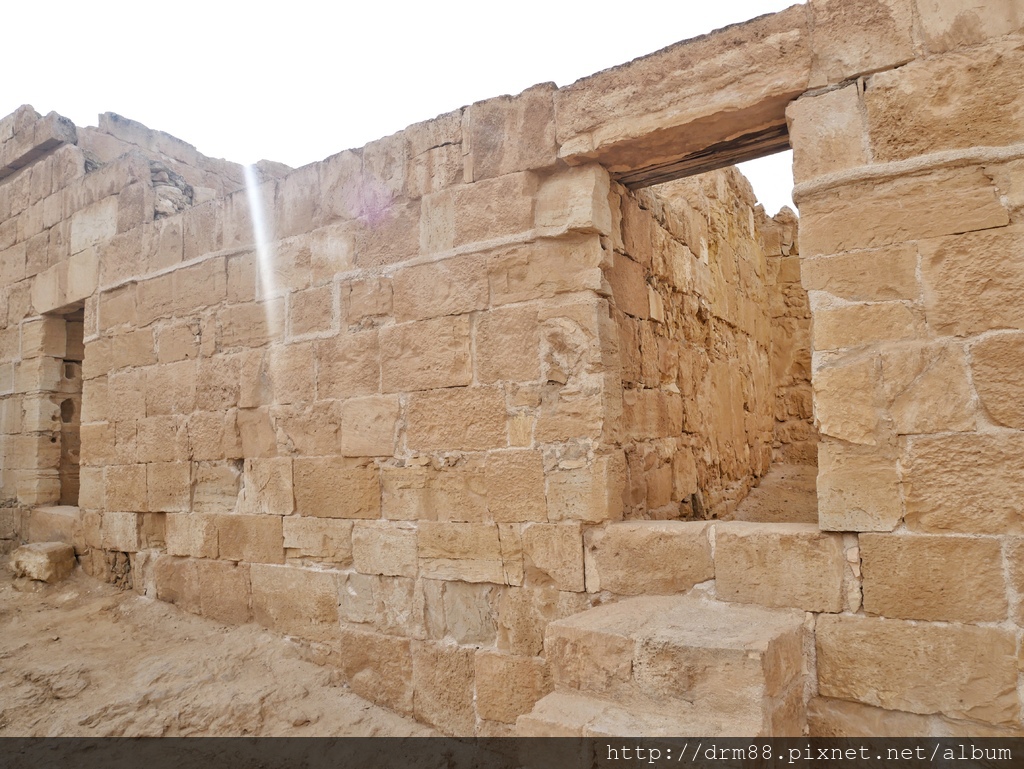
[616,123,791,190]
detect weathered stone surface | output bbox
[411,641,476,735]
[352,520,417,578]
[972,332,1024,428]
[808,0,915,86]
[328,626,413,715]
[715,522,846,612]
[467,84,557,180]
[197,559,251,625]
[799,167,1009,257]
[800,244,918,302]
[865,35,1024,161]
[215,513,284,564]
[583,521,712,595]
[816,614,1019,725]
[903,432,1024,534]
[860,533,1006,622]
[10,541,75,583]
[522,523,584,592]
[920,229,1024,337]
[475,651,551,725]
[406,387,506,452]
[250,563,339,640]
[293,457,379,519]
[808,696,1024,738]
[283,516,353,564]
[817,442,902,532]
[787,84,869,183]
[380,316,472,393]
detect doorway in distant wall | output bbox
[55,307,84,506]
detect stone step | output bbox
[584,521,712,595]
[714,521,849,612]
[541,595,806,736]
[516,690,759,737]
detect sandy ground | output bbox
[0,560,437,737]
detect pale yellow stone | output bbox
[584,521,712,595]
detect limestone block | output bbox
[283,516,353,565]
[914,0,1024,52]
[800,244,918,301]
[237,457,293,516]
[817,442,902,532]
[98,284,137,332]
[798,167,1009,257]
[475,304,541,385]
[78,466,104,510]
[352,520,417,577]
[69,196,117,254]
[250,563,339,640]
[165,512,218,558]
[812,302,923,351]
[535,165,612,235]
[110,329,157,372]
[197,559,251,625]
[816,614,1018,725]
[146,462,191,513]
[340,394,399,457]
[879,342,976,434]
[315,331,380,399]
[808,696,1024,738]
[972,332,1024,428]
[318,149,362,223]
[215,513,284,564]
[154,555,200,614]
[156,322,199,364]
[104,464,148,513]
[621,389,684,442]
[485,450,547,523]
[411,641,476,735]
[715,522,845,612]
[449,172,536,248]
[216,299,285,350]
[391,254,488,323]
[328,626,413,715]
[354,199,421,269]
[921,229,1024,338]
[554,6,810,173]
[418,521,505,583]
[236,407,278,458]
[903,432,1024,534]
[423,579,499,644]
[101,511,140,551]
[406,386,506,452]
[861,533,1005,622]
[547,454,626,523]
[288,283,335,338]
[808,0,914,86]
[583,521,711,595]
[487,235,605,307]
[293,457,379,519]
[474,651,552,726]
[865,35,1024,160]
[787,85,869,184]
[342,276,392,324]
[135,416,187,464]
[20,317,66,359]
[145,360,197,416]
[188,411,241,462]
[338,573,424,638]
[28,506,83,550]
[380,315,472,393]
[607,252,648,319]
[10,542,75,583]
[466,84,557,181]
[263,343,315,406]
[15,356,62,394]
[521,523,584,592]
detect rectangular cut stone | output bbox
[801,244,919,302]
[237,457,294,515]
[406,387,506,451]
[971,332,1024,429]
[475,651,551,725]
[715,522,845,612]
[816,614,1018,725]
[920,229,1024,338]
[861,533,1006,622]
[197,559,251,625]
[808,0,914,86]
[293,457,380,519]
[418,521,505,583]
[165,513,218,558]
[903,432,1024,534]
[817,442,902,532]
[411,641,476,735]
[380,316,472,393]
[250,563,339,640]
[328,627,413,716]
[352,520,417,577]
[316,330,380,399]
[584,521,712,595]
[474,304,541,384]
[799,167,1009,257]
[390,254,488,323]
[215,513,284,564]
[283,516,353,565]
[467,84,557,180]
[864,35,1024,161]
[546,454,626,523]
[340,394,399,457]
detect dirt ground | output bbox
[0,558,437,737]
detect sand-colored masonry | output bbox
[3,0,1023,737]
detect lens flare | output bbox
[243,164,282,339]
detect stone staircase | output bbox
[517,463,844,737]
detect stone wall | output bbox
[609,170,798,521]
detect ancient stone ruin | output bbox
[2,0,1022,737]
